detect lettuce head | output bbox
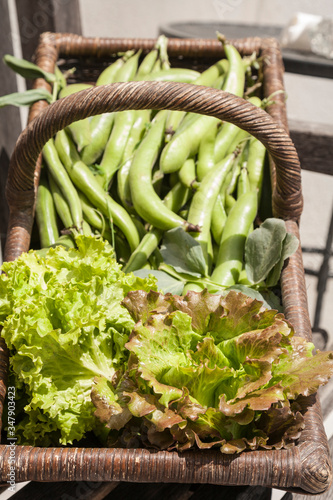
[0,235,156,445]
[91,289,333,454]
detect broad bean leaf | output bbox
[266,232,300,287]
[160,227,207,277]
[3,54,56,83]
[0,89,53,108]
[245,218,298,285]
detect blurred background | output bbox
[0,1,332,499]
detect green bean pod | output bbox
[178,158,199,190]
[129,111,195,232]
[43,138,83,231]
[95,56,126,86]
[136,48,159,78]
[114,233,131,264]
[211,193,227,245]
[165,110,186,143]
[196,123,219,181]
[162,71,225,155]
[162,59,228,144]
[187,153,236,271]
[151,58,162,73]
[55,129,80,166]
[48,172,73,230]
[59,83,92,98]
[123,109,151,163]
[214,96,261,163]
[55,129,140,252]
[225,128,250,157]
[124,228,162,274]
[221,40,246,97]
[99,110,136,190]
[117,109,151,210]
[137,68,201,83]
[66,118,91,152]
[195,58,229,86]
[82,52,143,166]
[160,114,221,174]
[182,282,206,294]
[124,181,189,273]
[81,113,115,166]
[214,122,241,163]
[225,161,241,197]
[68,160,140,252]
[247,136,267,204]
[225,193,237,214]
[163,181,190,214]
[211,190,257,286]
[35,171,59,248]
[115,50,142,82]
[77,189,107,233]
[82,220,93,236]
[59,84,93,152]
[237,165,251,198]
[157,34,170,71]
[83,51,141,168]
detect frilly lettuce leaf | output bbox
[0,235,157,445]
[91,289,333,454]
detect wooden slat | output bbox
[0,0,22,256]
[15,0,55,65]
[15,0,82,64]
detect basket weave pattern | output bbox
[0,32,331,494]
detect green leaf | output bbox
[0,89,53,108]
[54,65,66,90]
[245,218,287,284]
[281,231,300,259]
[160,227,207,277]
[133,269,184,295]
[266,232,299,287]
[3,54,56,83]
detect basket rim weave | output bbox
[0,32,331,495]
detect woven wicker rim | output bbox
[0,33,331,495]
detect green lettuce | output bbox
[0,235,156,445]
[92,289,333,453]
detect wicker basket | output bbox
[0,32,331,495]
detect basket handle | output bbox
[5,80,303,261]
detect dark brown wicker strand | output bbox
[1,33,331,495]
[51,32,263,59]
[281,221,312,342]
[0,445,301,488]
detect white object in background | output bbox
[280,12,333,59]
